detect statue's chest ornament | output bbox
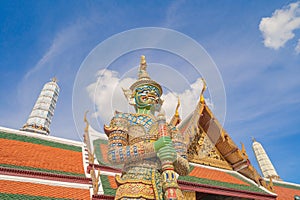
[127,114,158,144]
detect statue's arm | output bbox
[105,115,156,165]
[172,130,190,176]
[107,132,156,165]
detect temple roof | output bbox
[185,100,271,188]
[0,127,85,177]
[180,164,267,193]
[0,126,92,199]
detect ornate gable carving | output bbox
[187,127,232,170]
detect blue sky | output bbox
[1,1,300,183]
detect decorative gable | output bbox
[187,126,232,170]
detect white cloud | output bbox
[87,69,207,124]
[86,69,135,123]
[296,39,300,53]
[259,1,300,50]
[161,78,204,120]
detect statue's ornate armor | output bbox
[105,112,189,200]
[105,56,190,200]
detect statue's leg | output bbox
[115,168,163,200]
[152,169,163,200]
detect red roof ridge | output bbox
[0,166,91,184]
[0,174,91,189]
[88,163,121,174]
[178,179,277,199]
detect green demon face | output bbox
[134,85,161,108]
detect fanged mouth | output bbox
[141,94,158,102]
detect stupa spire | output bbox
[252,138,281,180]
[20,78,60,135]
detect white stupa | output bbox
[252,138,281,180]
[20,78,60,135]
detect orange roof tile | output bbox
[274,185,300,200]
[189,166,249,186]
[0,180,90,199]
[0,138,84,174]
[107,175,118,189]
[100,143,109,163]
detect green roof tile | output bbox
[0,131,81,152]
[100,175,117,196]
[0,193,70,200]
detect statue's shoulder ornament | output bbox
[104,111,130,136]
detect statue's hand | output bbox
[154,136,172,152]
[157,145,177,162]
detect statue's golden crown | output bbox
[129,55,163,96]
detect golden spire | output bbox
[51,77,58,83]
[140,55,146,69]
[138,55,150,79]
[129,55,162,95]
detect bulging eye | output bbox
[142,90,149,95]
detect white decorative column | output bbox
[252,138,281,180]
[21,78,60,135]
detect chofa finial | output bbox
[170,97,181,126]
[200,78,206,103]
[175,97,180,117]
